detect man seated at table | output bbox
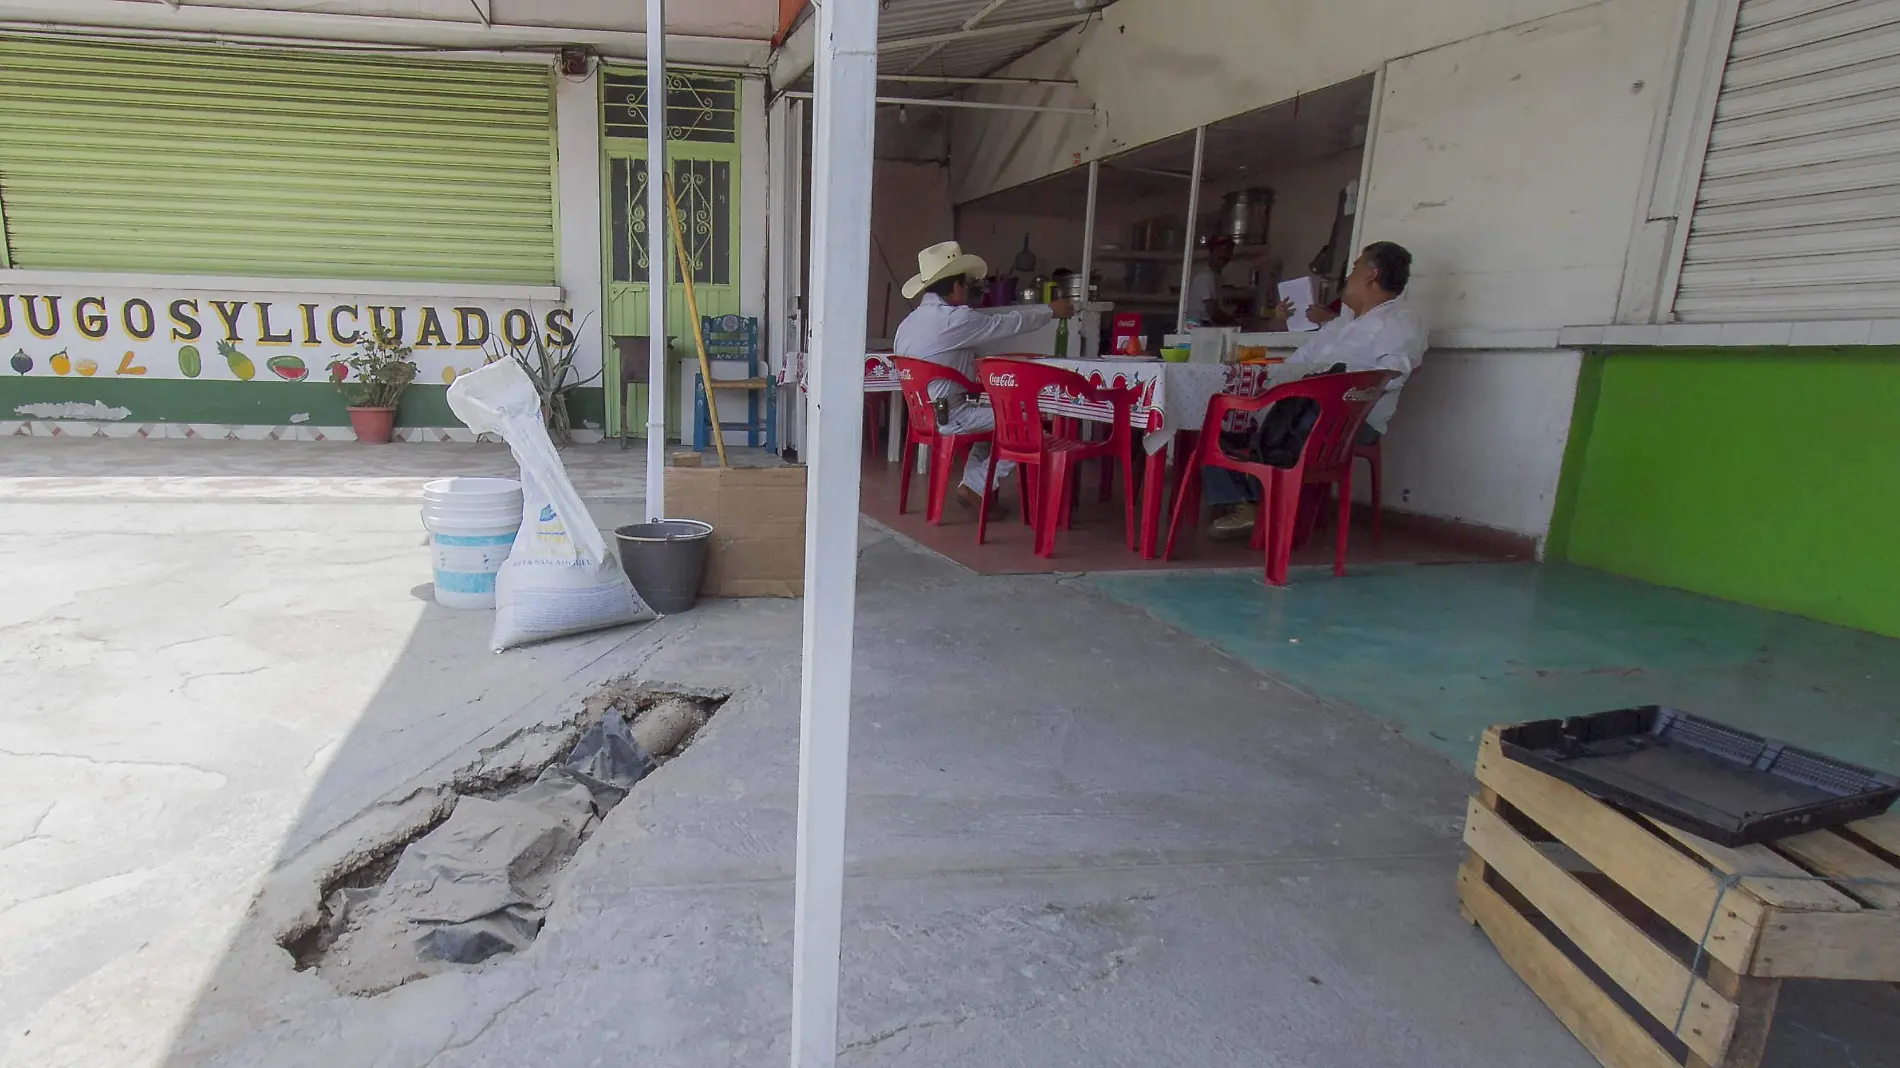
[893,240,1075,513]
[1204,241,1427,540]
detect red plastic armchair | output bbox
[891,356,993,525]
[1163,370,1397,585]
[975,357,1138,558]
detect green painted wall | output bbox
[1548,347,1900,638]
[2,376,603,432]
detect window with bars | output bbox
[603,72,739,143]
[609,156,732,286]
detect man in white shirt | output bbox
[1205,241,1427,540]
[892,241,1075,512]
[1184,236,1239,327]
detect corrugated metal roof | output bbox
[876,0,1111,80]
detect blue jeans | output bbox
[1202,426,1382,507]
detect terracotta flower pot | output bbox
[347,406,398,444]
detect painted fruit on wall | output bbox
[50,350,70,375]
[177,345,202,378]
[9,350,29,375]
[218,341,255,381]
[266,355,308,381]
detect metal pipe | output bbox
[790,0,877,1062]
[784,90,1091,116]
[1079,158,1099,307]
[877,73,1078,87]
[644,0,668,520]
[1176,125,1206,333]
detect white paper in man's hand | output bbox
[1277,276,1321,332]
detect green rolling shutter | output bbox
[0,35,556,284]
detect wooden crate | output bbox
[1460,727,1900,1068]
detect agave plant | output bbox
[483,315,600,446]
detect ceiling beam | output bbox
[878,73,1075,87]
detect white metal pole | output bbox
[790,0,876,1063]
[643,0,669,520]
[1176,125,1206,334]
[1079,158,1099,302]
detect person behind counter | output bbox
[893,241,1076,514]
[1184,236,1241,327]
[1203,240,1427,540]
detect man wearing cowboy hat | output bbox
[893,240,1075,512]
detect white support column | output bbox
[789,0,877,1063]
[788,97,809,456]
[1079,158,1099,301]
[1175,125,1207,333]
[644,0,669,520]
[555,61,605,410]
[767,93,792,452]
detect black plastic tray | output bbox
[1497,707,1900,846]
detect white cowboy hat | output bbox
[901,241,989,300]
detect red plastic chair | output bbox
[891,356,993,525]
[1353,438,1383,545]
[975,357,1137,558]
[1163,370,1397,585]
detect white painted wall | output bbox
[947,0,1604,203]
[555,68,606,394]
[1361,0,1680,337]
[1380,349,1582,540]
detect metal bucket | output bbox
[614,520,714,614]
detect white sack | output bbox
[446,361,654,650]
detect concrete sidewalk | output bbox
[5,441,1890,1067]
[16,523,1595,1068]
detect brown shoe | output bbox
[955,484,1012,518]
[1207,503,1257,541]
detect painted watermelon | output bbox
[266,355,309,381]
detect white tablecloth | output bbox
[1041,358,1293,454]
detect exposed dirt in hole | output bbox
[280,682,727,994]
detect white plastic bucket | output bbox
[421,477,524,610]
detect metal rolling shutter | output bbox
[0,35,555,284]
[1675,0,1900,321]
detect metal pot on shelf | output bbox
[1016,276,1047,304]
[1219,187,1275,246]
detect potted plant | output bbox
[333,325,418,444]
[483,314,599,446]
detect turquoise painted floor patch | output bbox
[1085,563,1900,773]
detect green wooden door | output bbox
[601,68,744,439]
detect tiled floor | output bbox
[1087,561,1900,774]
[857,454,1517,576]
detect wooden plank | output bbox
[1774,830,1900,909]
[1687,971,1781,1068]
[1458,861,1681,1068]
[1642,819,1862,913]
[1475,731,1765,973]
[1465,799,1738,1065]
[1461,786,1503,925]
[1848,812,1900,859]
[1751,910,1900,981]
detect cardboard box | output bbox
[663,464,806,598]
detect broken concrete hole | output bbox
[282,683,727,996]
